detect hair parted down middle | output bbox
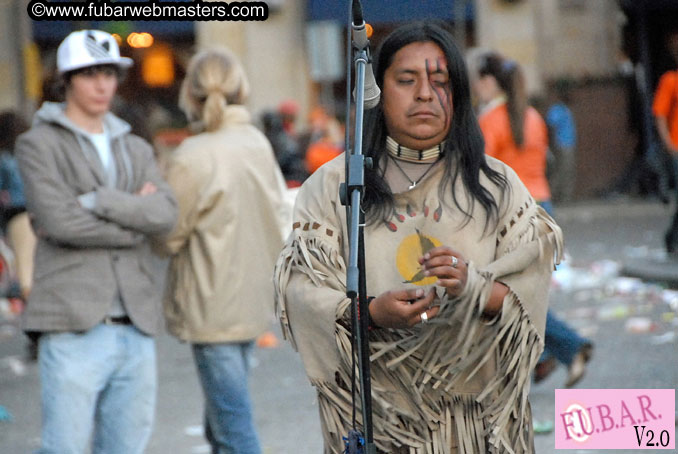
[179,48,250,132]
[362,22,510,232]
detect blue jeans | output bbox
[192,342,261,454]
[664,155,678,250]
[541,311,590,365]
[37,324,156,454]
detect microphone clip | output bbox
[351,22,371,55]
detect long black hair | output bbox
[477,52,527,147]
[362,22,510,232]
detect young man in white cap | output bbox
[16,30,177,453]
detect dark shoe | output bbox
[534,357,557,383]
[666,232,676,255]
[660,192,670,205]
[565,343,593,387]
[26,338,38,362]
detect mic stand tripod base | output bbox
[346,429,377,454]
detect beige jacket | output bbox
[275,155,563,453]
[157,105,286,343]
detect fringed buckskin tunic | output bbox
[274,154,563,454]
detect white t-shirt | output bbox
[84,127,126,316]
[87,127,112,172]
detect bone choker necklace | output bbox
[386,136,445,163]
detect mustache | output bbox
[406,107,441,117]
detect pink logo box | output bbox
[555,389,675,449]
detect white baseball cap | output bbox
[57,30,133,74]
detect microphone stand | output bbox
[339,1,376,453]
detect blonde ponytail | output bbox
[202,90,227,132]
[179,48,250,132]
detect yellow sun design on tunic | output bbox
[395,230,442,286]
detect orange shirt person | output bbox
[653,30,678,254]
[652,70,678,153]
[304,108,344,174]
[305,139,342,174]
[472,54,551,204]
[479,100,551,201]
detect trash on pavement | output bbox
[597,304,631,321]
[184,425,203,437]
[624,317,656,334]
[661,312,676,323]
[0,405,12,422]
[2,356,26,376]
[607,277,645,295]
[590,259,621,279]
[552,263,603,292]
[533,419,554,435]
[256,331,280,349]
[649,331,676,345]
[661,290,678,311]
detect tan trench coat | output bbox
[158,105,287,343]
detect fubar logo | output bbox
[555,389,675,449]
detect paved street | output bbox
[1,196,677,453]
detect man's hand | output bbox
[137,182,157,196]
[418,245,468,297]
[368,288,438,329]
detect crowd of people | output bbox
[260,101,345,188]
[11,19,674,454]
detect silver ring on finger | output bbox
[420,311,428,324]
[451,256,458,268]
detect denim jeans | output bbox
[664,155,678,250]
[192,342,261,454]
[37,324,156,454]
[541,310,590,365]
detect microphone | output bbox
[352,0,380,109]
[352,0,364,24]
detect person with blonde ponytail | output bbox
[155,48,286,454]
